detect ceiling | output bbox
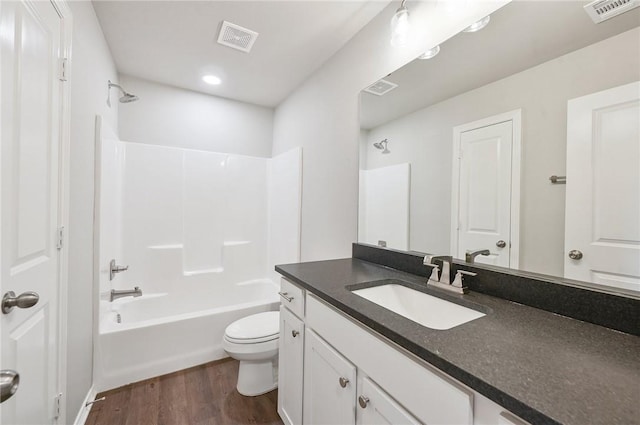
[360,1,640,129]
[93,1,390,107]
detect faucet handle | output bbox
[424,263,440,282]
[452,270,477,288]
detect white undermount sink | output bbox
[351,283,485,330]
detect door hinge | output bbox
[57,227,64,250]
[59,57,68,82]
[54,393,62,420]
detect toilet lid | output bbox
[225,311,279,342]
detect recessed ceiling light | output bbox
[202,75,222,85]
[463,15,490,33]
[418,45,441,60]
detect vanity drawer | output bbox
[279,278,305,318]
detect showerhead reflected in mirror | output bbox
[373,139,390,154]
[358,1,640,295]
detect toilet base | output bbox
[236,357,278,396]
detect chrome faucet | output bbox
[423,255,475,295]
[465,249,490,264]
[423,255,453,284]
[110,287,142,302]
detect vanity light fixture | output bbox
[390,0,411,47]
[463,15,491,33]
[202,75,222,85]
[418,45,441,60]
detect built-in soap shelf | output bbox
[183,267,224,276]
[223,240,250,246]
[145,240,252,277]
[147,244,183,250]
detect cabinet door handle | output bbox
[358,395,370,408]
[291,330,299,337]
[338,377,349,388]
[278,291,294,302]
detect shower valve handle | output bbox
[109,259,129,281]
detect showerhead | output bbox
[373,139,390,154]
[119,93,139,103]
[107,80,139,106]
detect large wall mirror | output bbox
[358,1,640,295]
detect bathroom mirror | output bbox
[358,1,640,294]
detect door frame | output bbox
[51,0,73,423]
[450,109,521,268]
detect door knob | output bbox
[568,250,583,260]
[2,291,39,314]
[338,377,349,388]
[496,240,507,248]
[291,330,299,337]
[358,395,370,408]
[0,370,19,403]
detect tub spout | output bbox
[110,287,142,302]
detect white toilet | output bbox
[223,311,280,396]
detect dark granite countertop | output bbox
[276,258,640,425]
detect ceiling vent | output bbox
[217,21,259,53]
[364,79,398,96]
[584,0,640,23]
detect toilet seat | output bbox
[224,311,279,344]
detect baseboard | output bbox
[73,386,97,425]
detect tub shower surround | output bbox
[94,119,301,390]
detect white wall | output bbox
[67,0,119,420]
[361,28,640,276]
[117,74,274,157]
[272,0,508,261]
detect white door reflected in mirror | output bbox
[564,82,640,292]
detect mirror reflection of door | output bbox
[451,111,521,268]
[564,82,640,290]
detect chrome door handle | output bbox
[2,291,39,314]
[358,395,370,408]
[568,250,583,260]
[496,240,507,248]
[278,292,294,302]
[1,370,19,403]
[291,330,299,337]
[338,377,349,388]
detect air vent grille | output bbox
[217,21,259,53]
[584,0,640,23]
[364,79,398,96]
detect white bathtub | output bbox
[95,279,280,391]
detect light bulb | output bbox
[390,6,411,47]
[463,15,490,33]
[202,75,222,85]
[418,45,440,60]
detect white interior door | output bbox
[1,0,63,423]
[564,81,640,291]
[453,117,517,267]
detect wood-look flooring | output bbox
[86,358,283,425]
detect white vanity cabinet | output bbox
[357,377,421,425]
[278,278,306,425]
[277,277,530,425]
[303,329,357,424]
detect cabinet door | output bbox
[278,306,305,425]
[304,329,357,425]
[356,377,420,425]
